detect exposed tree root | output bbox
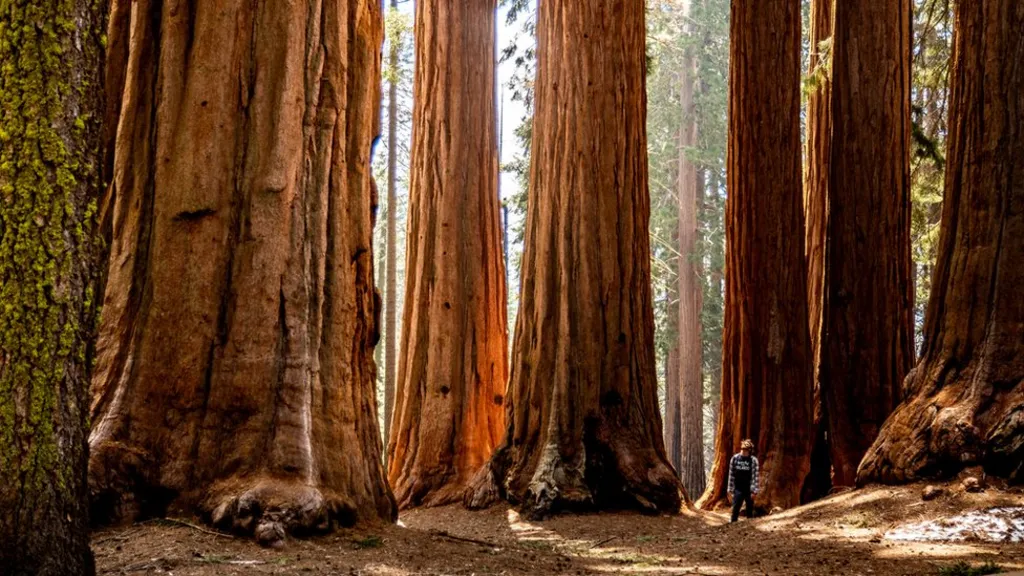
[203,480,363,548]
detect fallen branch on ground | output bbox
[428,529,502,548]
[142,518,235,539]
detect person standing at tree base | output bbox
[729,439,760,522]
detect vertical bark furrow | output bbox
[802,0,834,503]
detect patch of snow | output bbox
[885,507,1024,544]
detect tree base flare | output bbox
[465,434,683,520]
[857,365,1024,485]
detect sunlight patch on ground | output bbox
[584,562,736,575]
[872,542,1000,559]
[756,489,894,531]
[885,507,1024,544]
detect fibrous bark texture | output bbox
[387,0,508,509]
[820,0,915,489]
[858,0,1024,485]
[88,0,396,543]
[802,0,834,502]
[804,0,831,383]
[673,0,707,500]
[464,0,684,519]
[698,0,813,512]
[0,1,106,574]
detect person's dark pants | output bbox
[731,490,754,522]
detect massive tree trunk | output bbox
[387,0,508,509]
[383,0,399,455]
[674,0,707,499]
[859,0,1024,485]
[0,2,106,574]
[87,0,396,544]
[464,0,684,518]
[698,0,813,512]
[820,0,915,489]
[801,0,833,503]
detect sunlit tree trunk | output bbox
[88,0,396,545]
[820,0,914,488]
[698,0,813,512]
[0,1,106,573]
[859,0,1024,485]
[387,0,508,509]
[802,0,834,503]
[465,0,683,518]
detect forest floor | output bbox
[94,479,1024,576]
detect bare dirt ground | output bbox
[94,480,1024,575]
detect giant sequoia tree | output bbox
[88,0,396,544]
[818,0,915,488]
[387,0,508,509]
[859,0,1024,485]
[0,1,106,573]
[699,0,813,511]
[465,0,683,518]
[801,0,834,502]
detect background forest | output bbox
[371,0,954,492]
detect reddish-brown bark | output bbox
[464,0,684,518]
[698,0,813,512]
[819,0,915,489]
[88,0,396,544]
[387,0,508,509]
[801,0,834,503]
[858,0,1024,485]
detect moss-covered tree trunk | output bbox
[464,0,684,518]
[387,0,508,509]
[87,0,396,545]
[820,0,914,489]
[858,0,1024,485]
[0,0,107,573]
[698,0,813,512]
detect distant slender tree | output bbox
[819,0,915,489]
[388,0,508,509]
[383,0,400,453]
[859,0,1024,485]
[465,0,683,518]
[87,0,396,545]
[699,0,813,512]
[0,1,106,573]
[675,0,707,498]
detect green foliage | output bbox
[646,0,729,464]
[937,561,1003,576]
[352,534,384,549]
[0,0,104,496]
[909,0,953,346]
